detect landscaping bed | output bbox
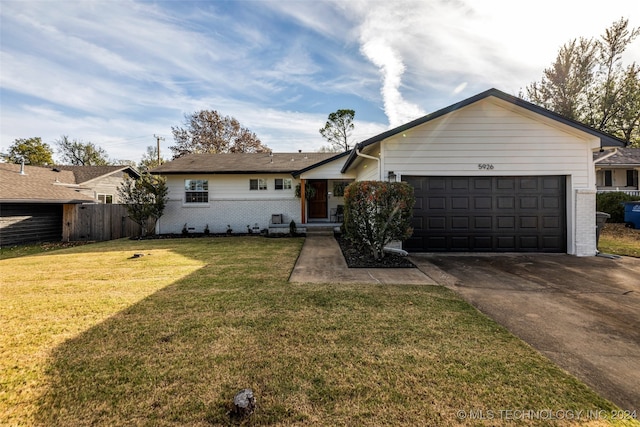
[335,235,415,268]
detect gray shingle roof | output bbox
[151,152,339,174]
[54,165,140,183]
[594,148,640,166]
[0,163,95,203]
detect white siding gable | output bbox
[299,156,355,180]
[380,98,598,188]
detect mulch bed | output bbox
[335,235,415,268]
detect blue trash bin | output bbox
[624,201,640,229]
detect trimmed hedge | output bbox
[343,181,415,260]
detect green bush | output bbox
[343,181,415,260]
[596,192,640,223]
[117,173,169,237]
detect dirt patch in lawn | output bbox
[602,222,640,241]
[599,223,640,258]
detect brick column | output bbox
[574,189,597,256]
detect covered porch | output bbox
[298,178,353,225]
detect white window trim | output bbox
[275,178,292,190]
[97,193,114,204]
[250,178,268,191]
[185,179,209,203]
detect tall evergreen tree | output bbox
[319,109,355,152]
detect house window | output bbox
[185,179,208,203]
[275,178,292,190]
[333,181,350,197]
[250,178,267,190]
[98,194,113,204]
[604,170,613,187]
[626,170,638,187]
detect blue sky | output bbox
[1,0,638,163]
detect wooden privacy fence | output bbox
[63,204,154,242]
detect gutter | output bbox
[594,147,619,164]
[355,144,381,180]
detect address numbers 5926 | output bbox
[478,163,495,170]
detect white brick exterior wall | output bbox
[574,189,597,256]
[157,198,301,234]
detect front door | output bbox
[308,180,327,219]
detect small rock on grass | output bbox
[231,389,256,419]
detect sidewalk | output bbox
[289,235,437,285]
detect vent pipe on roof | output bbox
[20,159,26,175]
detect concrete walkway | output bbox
[289,235,437,285]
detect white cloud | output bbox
[452,82,468,95]
[360,38,426,127]
[351,0,637,119]
[1,0,638,163]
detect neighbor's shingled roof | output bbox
[0,163,95,203]
[151,152,340,174]
[54,165,140,183]
[594,148,640,166]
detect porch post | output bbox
[300,178,306,224]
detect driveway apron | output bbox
[410,253,640,412]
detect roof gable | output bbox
[342,88,626,172]
[54,165,140,184]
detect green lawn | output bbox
[1,237,636,426]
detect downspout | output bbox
[594,147,618,163]
[355,144,381,181]
[593,147,618,189]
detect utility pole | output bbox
[154,134,165,165]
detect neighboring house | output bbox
[0,163,95,246]
[0,164,140,246]
[152,88,625,256]
[53,165,141,203]
[593,148,640,196]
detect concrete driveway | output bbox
[409,253,640,412]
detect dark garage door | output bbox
[403,176,566,252]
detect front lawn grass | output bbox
[1,237,632,426]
